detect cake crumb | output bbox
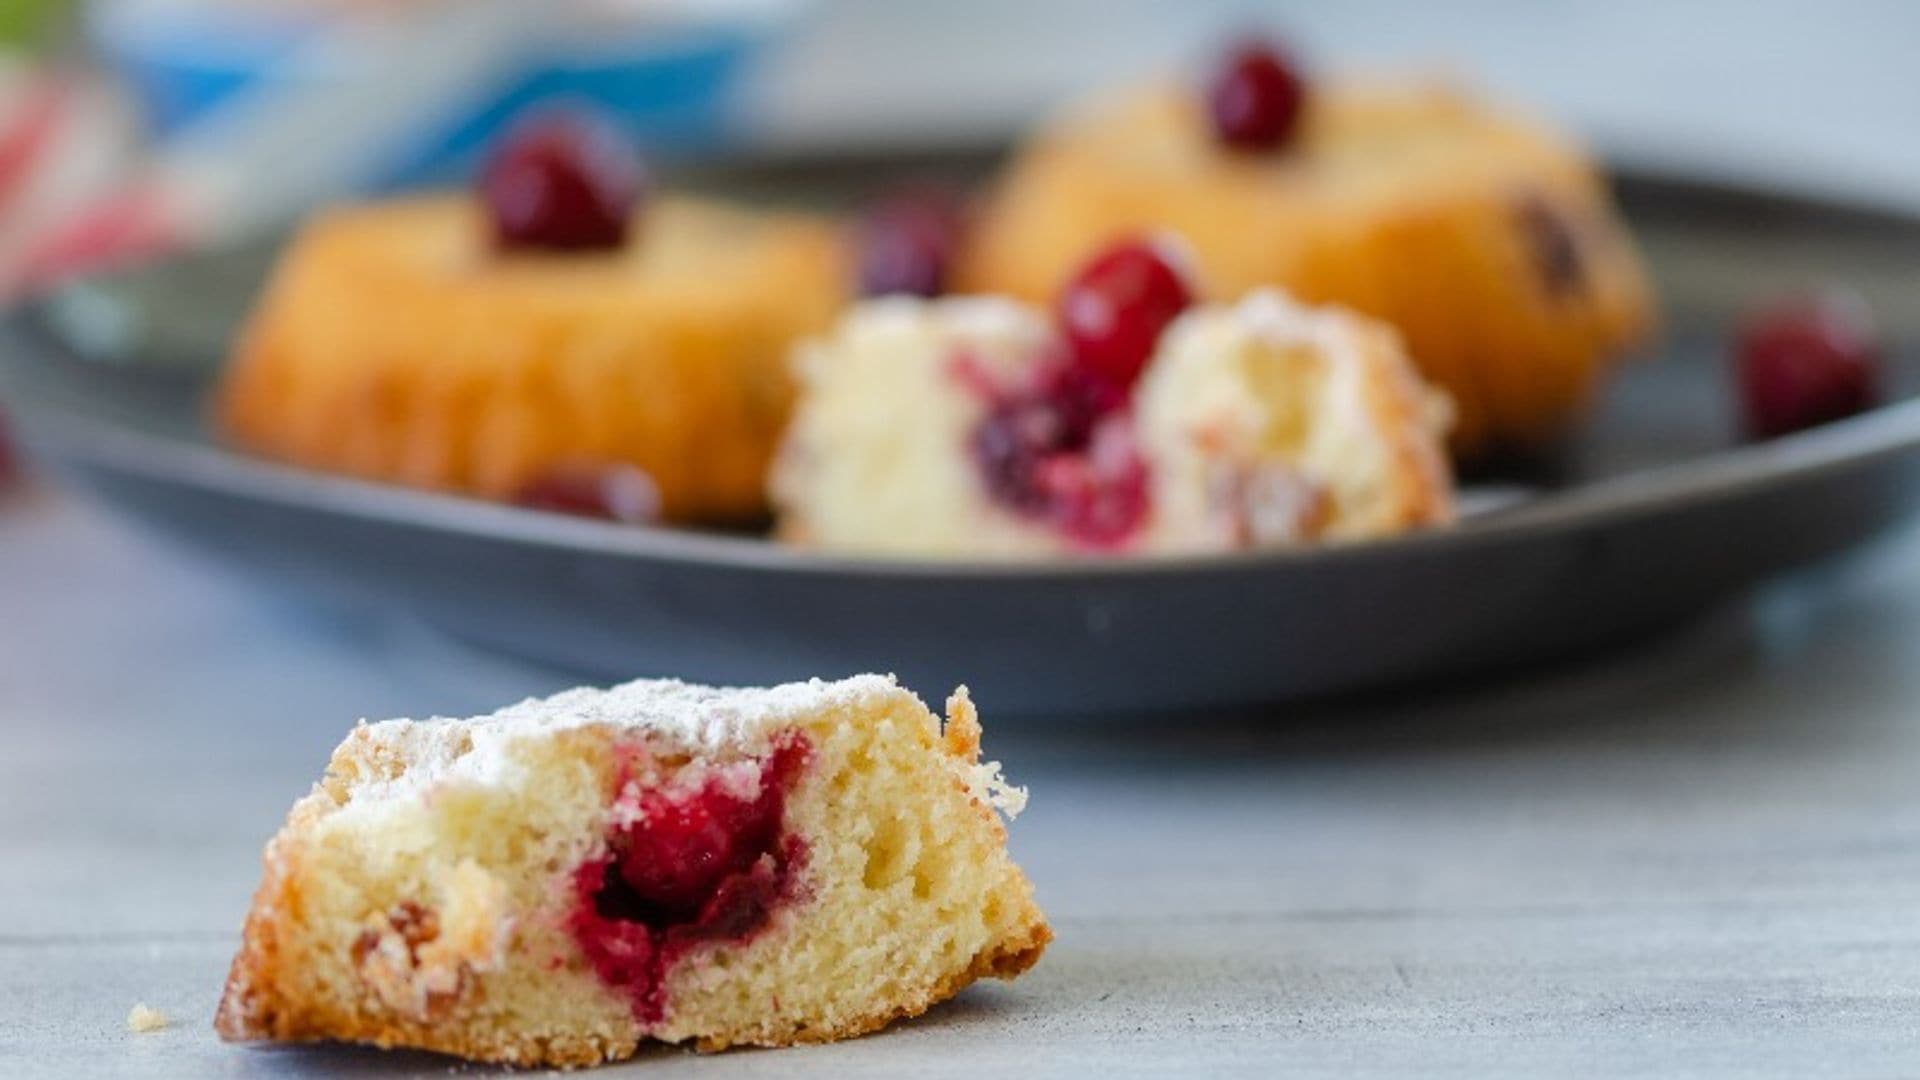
[126,1003,169,1033]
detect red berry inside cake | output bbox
[772,243,1455,558]
[216,676,1049,1068]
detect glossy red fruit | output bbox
[1734,292,1881,439]
[616,777,782,922]
[513,463,660,523]
[1056,239,1195,390]
[1208,40,1307,151]
[569,738,809,1025]
[482,113,643,251]
[856,191,966,298]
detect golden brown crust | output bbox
[957,79,1656,456]
[217,195,850,523]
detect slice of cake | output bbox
[215,675,1049,1068]
[771,239,1452,558]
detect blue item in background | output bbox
[89,0,790,190]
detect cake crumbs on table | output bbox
[126,1003,169,1033]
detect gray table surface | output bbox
[9,482,1920,1079]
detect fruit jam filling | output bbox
[567,736,811,1024]
[964,357,1151,548]
[957,239,1192,549]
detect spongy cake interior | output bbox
[215,675,1049,1068]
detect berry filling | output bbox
[482,111,644,252]
[1734,291,1882,439]
[512,462,660,524]
[1207,39,1308,151]
[856,190,968,298]
[567,736,811,1024]
[963,355,1151,549]
[955,239,1195,549]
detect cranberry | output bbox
[482,112,643,252]
[1056,239,1195,390]
[1734,292,1882,439]
[970,359,1119,512]
[513,462,659,524]
[966,356,1151,548]
[1207,40,1308,151]
[569,738,810,1025]
[856,190,967,298]
[1034,418,1152,548]
[615,772,783,923]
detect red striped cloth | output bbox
[0,64,158,298]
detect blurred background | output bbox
[0,0,1910,297]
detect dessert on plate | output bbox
[773,239,1453,558]
[217,114,848,523]
[216,674,1048,1068]
[956,39,1656,455]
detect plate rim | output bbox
[16,344,1920,583]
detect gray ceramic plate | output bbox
[5,165,1920,714]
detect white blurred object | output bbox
[0,62,143,296]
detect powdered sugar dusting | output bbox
[479,674,903,754]
[336,675,908,809]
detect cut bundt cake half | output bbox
[215,675,1049,1068]
[770,261,1453,558]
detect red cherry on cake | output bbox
[482,112,644,252]
[1734,291,1881,439]
[1056,238,1195,390]
[513,462,660,524]
[1208,40,1307,151]
[856,191,967,298]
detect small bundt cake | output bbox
[218,193,846,523]
[216,674,1049,1068]
[956,48,1655,455]
[772,240,1452,558]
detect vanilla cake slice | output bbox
[215,675,1050,1067]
